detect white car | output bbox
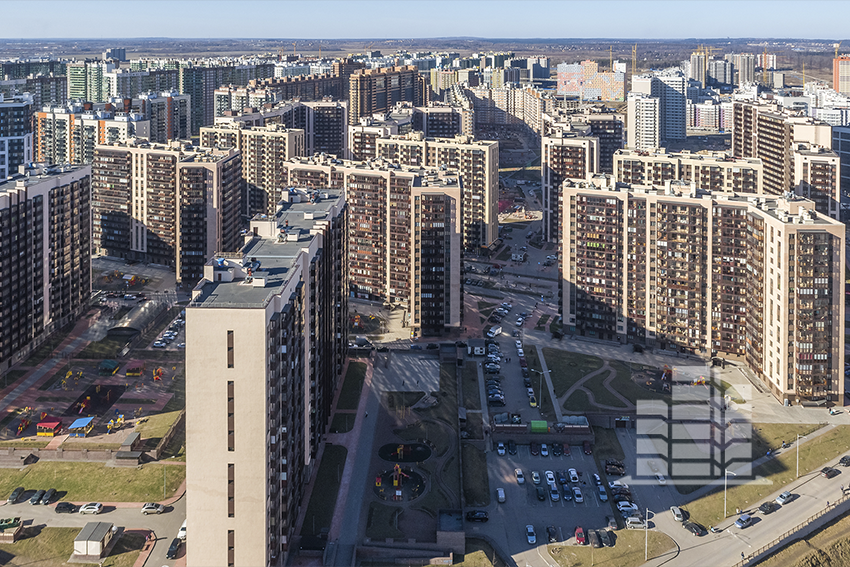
[497,442,506,456]
[541,444,549,457]
[531,471,541,484]
[515,468,525,484]
[515,340,522,349]
[572,487,583,503]
[517,348,525,357]
[497,488,506,503]
[655,473,667,485]
[142,502,165,515]
[775,491,792,505]
[544,470,556,484]
[526,525,536,545]
[609,481,629,489]
[568,468,579,483]
[618,502,639,513]
[516,317,524,327]
[79,502,103,515]
[153,341,166,348]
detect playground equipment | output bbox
[153,368,164,381]
[16,418,30,436]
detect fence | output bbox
[733,491,850,567]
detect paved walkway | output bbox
[534,345,562,422]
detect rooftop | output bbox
[190,188,344,309]
[0,163,89,192]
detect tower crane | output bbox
[835,42,842,58]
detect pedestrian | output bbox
[741,552,745,560]
[365,412,368,418]
[827,500,830,507]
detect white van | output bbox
[487,326,502,338]
[178,519,187,541]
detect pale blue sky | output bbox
[2,1,848,40]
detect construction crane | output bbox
[835,42,842,58]
[762,47,769,85]
[632,44,637,76]
[609,45,613,71]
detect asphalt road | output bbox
[0,493,186,565]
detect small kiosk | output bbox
[98,360,120,376]
[68,416,95,438]
[36,417,63,437]
[125,361,145,377]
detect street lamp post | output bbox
[645,508,650,561]
[532,369,551,408]
[724,469,737,518]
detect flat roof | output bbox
[0,164,89,194]
[75,522,113,543]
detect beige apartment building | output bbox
[186,188,347,567]
[277,155,464,335]
[200,123,306,216]
[91,140,244,284]
[613,149,764,193]
[348,66,427,125]
[560,176,845,405]
[375,132,499,252]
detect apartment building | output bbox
[0,75,67,107]
[0,93,33,179]
[560,177,845,405]
[613,149,764,193]
[466,84,560,137]
[135,91,191,142]
[412,104,468,137]
[541,128,599,242]
[732,102,838,218]
[543,110,624,174]
[1,60,66,80]
[35,103,150,165]
[0,164,91,373]
[185,188,347,567]
[348,66,427,125]
[375,132,499,252]
[631,70,687,142]
[216,99,347,159]
[832,125,850,203]
[104,67,180,100]
[626,92,660,150]
[277,155,464,334]
[200,123,305,215]
[834,56,850,96]
[246,74,344,104]
[793,143,841,220]
[92,141,244,284]
[347,110,414,161]
[556,60,625,101]
[214,85,279,117]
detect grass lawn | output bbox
[0,527,79,566]
[477,300,498,317]
[549,530,675,567]
[0,461,184,502]
[442,453,462,504]
[466,413,484,439]
[301,444,347,537]
[337,362,367,410]
[159,370,185,415]
[462,362,481,411]
[607,360,668,404]
[395,420,452,457]
[592,426,626,461]
[563,389,591,412]
[462,443,490,506]
[75,337,129,359]
[681,425,850,528]
[549,319,562,335]
[0,438,50,448]
[535,314,550,330]
[330,412,355,433]
[59,441,123,451]
[750,423,825,458]
[541,348,604,398]
[100,531,146,567]
[718,380,746,404]
[756,508,850,567]
[524,348,556,421]
[365,502,404,540]
[457,537,509,567]
[582,368,629,409]
[20,323,75,367]
[136,410,182,451]
[386,392,425,409]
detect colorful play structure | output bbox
[153,368,163,381]
[98,360,120,376]
[36,417,63,437]
[106,415,125,434]
[126,361,145,377]
[68,416,95,438]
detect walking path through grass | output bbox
[558,360,635,412]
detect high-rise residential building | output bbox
[215,99,347,159]
[0,93,34,179]
[200,123,306,216]
[104,68,180,100]
[541,128,599,242]
[832,125,850,205]
[466,84,560,137]
[1,60,67,80]
[834,56,850,96]
[560,178,845,405]
[732,102,838,218]
[102,48,127,62]
[626,92,660,150]
[556,60,625,101]
[332,57,366,95]
[726,53,756,86]
[707,59,733,88]
[277,155,464,333]
[0,75,67,107]
[689,51,707,88]
[613,149,764,193]
[0,163,91,373]
[348,66,427,125]
[214,85,279,117]
[185,188,347,567]
[631,70,687,143]
[792,143,841,220]
[347,110,414,161]
[35,103,151,165]
[242,75,344,106]
[375,132,499,252]
[92,141,244,284]
[412,104,467,137]
[134,91,191,142]
[67,61,112,102]
[543,110,624,173]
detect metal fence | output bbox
[733,492,850,567]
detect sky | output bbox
[2,0,849,40]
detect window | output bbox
[227,464,235,518]
[227,330,234,368]
[227,529,235,566]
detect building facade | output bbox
[560,178,845,405]
[0,93,33,179]
[631,70,687,143]
[613,149,764,193]
[348,66,427,125]
[833,56,850,96]
[626,92,660,150]
[0,164,91,373]
[541,129,599,242]
[185,188,347,567]
[556,60,625,101]
[92,141,244,283]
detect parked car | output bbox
[625,517,646,529]
[598,528,614,547]
[541,444,549,457]
[592,473,602,485]
[530,442,540,456]
[515,469,525,484]
[79,502,103,515]
[409,345,423,350]
[588,529,602,548]
[572,487,583,503]
[531,471,541,485]
[822,467,839,479]
[55,502,76,513]
[466,510,489,522]
[552,443,563,457]
[544,470,556,484]
[575,526,586,545]
[484,364,501,373]
[7,487,24,504]
[775,491,793,505]
[41,488,56,505]
[526,525,537,545]
[496,488,506,503]
[528,395,537,408]
[508,440,517,455]
[29,490,45,505]
[583,440,593,455]
[683,521,706,536]
[549,484,560,502]
[655,474,667,485]
[759,502,778,515]
[840,455,850,467]
[536,486,546,501]
[734,514,752,529]
[166,538,182,559]
[568,468,579,483]
[153,341,167,348]
[547,525,558,543]
[606,516,619,531]
[517,348,525,357]
[142,502,165,515]
[598,486,608,502]
[617,502,639,514]
[671,506,684,522]
[515,340,523,349]
[557,471,568,485]
[178,520,187,541]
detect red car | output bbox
[575,526,586,545]
[583,440,593,455]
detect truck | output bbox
[487,326,502,338]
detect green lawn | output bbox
[477,300,498,317]
[0,439,50,449]
[541,348,604,398]
[135,410,182,451]
[462,362,481,411]
[682,425,850,528]
[330,412,355,433]
[607,360,668,404]
[365,502,404,540]
[549,318,562,335]
[535,314,550,330]
[549,530,675,567]
[582,367,629,409]
[756,509,850,567]
[395,420,452,457]
[563,389,591,412]
[337,362,367,410]
[442,453,462,504]
[466,413,484,440]
[458,537,510,567]
[0,462,184,502]
[750,423,825,458]
[0,527,79,566]
[75,337,129,359]
[462,443,490,506]
[301,444,347,537]
[592,426,626,461]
